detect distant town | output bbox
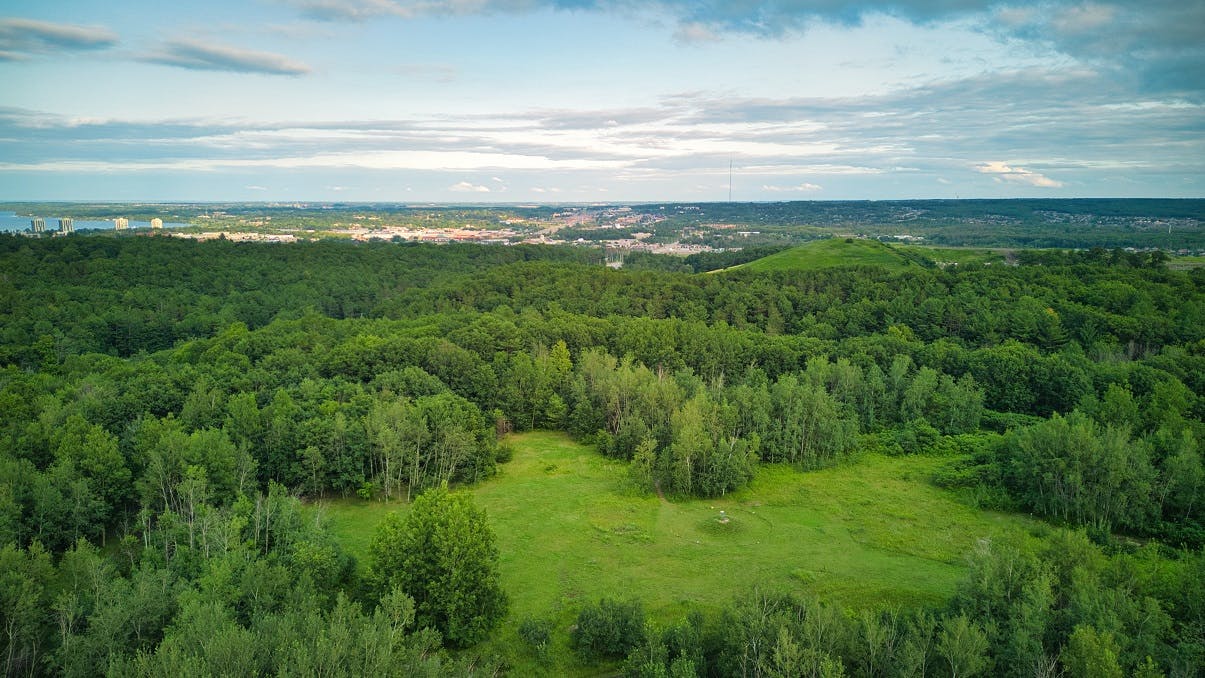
[6,199,1204,260]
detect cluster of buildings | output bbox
[25,215,165,236]
[28,217,74,235]
[168,231,296,243]
[112,217,164,230]
[325,225,521,243]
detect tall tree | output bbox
[369,487,506,647]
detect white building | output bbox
[114,217,129,230]
[58,218,74,234]
[150,218,163,229]
[31,218,45,233]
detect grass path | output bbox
[318,431,1043,673]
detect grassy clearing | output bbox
[319,432,1043,674]
[738,238,921,272]
[1169,254,1205,270]
[896,245,1008,267]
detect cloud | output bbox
[1051,3,1117,34]
[449,180,491,192]
[142,39,310,75]
[1,64,1199,198]
[246,185,269,190]
[287,0,401,21]
[975,161,1062,188]
[0,17,117,58]
[276,1,1204,94]
[673,21,721,45]
[762,182,822,192]
[286,0,549,21]
[979,2,1204,93]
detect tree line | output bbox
[552,530,1204,677]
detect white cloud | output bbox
[994,6,1037,28]
[0,149,627,173]
[1052,3,1116,34]
[673,21,721,45]
[975,161,1063,187]
[449,180,490,193]
[761,182,823,192]
[246,184,268,190]
[0,18,118,57]
[142,39,310,75]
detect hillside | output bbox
[737,238,927,272]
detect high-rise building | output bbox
[150,218,163,229]
[114,217,129,230]
[58,218,74,234]
[31,217,45,233]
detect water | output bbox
[0,211,192,232]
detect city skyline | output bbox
[1,0,1202,202]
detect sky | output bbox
[1,0,1202,202]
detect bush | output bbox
[518,617,553,663]
[980,410,1044,433]
[895,419,939,454]
[571,598,646,662]
[495,443,515,464]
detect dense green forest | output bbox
[1,234,1202,676]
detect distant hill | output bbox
[738,237,929,272]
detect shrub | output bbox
[571,598,646,662]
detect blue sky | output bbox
[1,0,1202,201]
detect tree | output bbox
[765,374,857,468]
[1,542,55,676]
[1061,625,1123,678]
[937,614,990,678]
[53,415,130,519]
[1001,412,1157,532]
[368,487,506,647]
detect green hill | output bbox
[738,238,927,272]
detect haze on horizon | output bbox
[1,0,1202,203]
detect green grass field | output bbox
[318,432,1043,674]
[738,238,922,272]
[1169,254,1205,270]
[896,245,1008,267]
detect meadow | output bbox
[319,432,1043,672]
[738,238,916,271]
[896,244,1009,266]
[733,238,1008,273]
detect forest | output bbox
[1,233,1202,676]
